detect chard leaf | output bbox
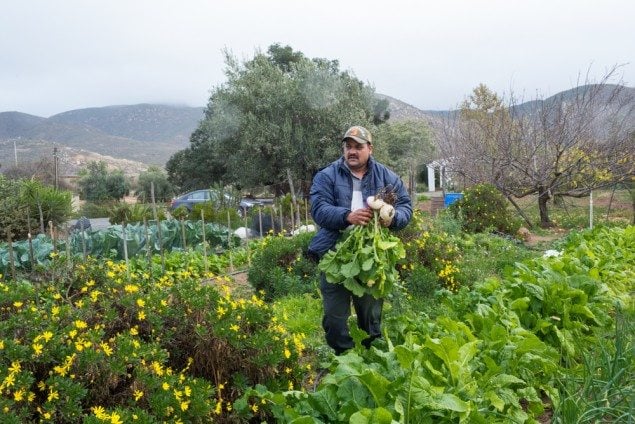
[485,390,505,411]
[432,393,469,412]
[350,407,393,424]
[377,240,398,250]
[489,374,525,387]
[361,258,374,271]
[510,297,530,311]
[306,385,339,421]
[341,260,360,278]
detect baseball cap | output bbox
[342,126,372,144]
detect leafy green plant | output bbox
[248,232,317,300]
[240,224,633,423]
[0,219,241,274]
[449,183,522,235]
[77,161,129,202]
[319,211,406,299]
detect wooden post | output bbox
[278,204,284,234]
[244,212,251,266]
[258,206,264,238]
[227,210,234,272]
[289,202,295,233]
[122,222,130,280]
[201,210,208,274]
[270,206,276,236]
[65,225,72,272]
[49,221,57,255]
[7,229,16,281]
[144,218,152,280]
[80,219,87,262]
[27,232,35,273]
[150,182,165,273]
[180,217,187,250]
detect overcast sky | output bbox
[2,0,633,117]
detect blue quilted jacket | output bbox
[308,156,412,258]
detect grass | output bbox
[513,188,633,230]
[553,308,635,423]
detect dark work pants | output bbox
[320,273,383,355]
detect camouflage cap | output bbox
[342,126,372,145]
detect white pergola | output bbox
[426,159,450,192]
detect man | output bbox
[308,125,412,355]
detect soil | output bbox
[524,228,568,248]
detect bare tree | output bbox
[438,68,634,228]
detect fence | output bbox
[0,197,315,282]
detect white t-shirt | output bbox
[351,176,364,211]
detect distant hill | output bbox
[0,104,205,175]
[1,86,632,177]
[50,104,204,143]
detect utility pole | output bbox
[13,138,18,166]
[53,147,59,190]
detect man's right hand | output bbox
[346,207,373,226]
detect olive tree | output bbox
[77,161,129,202]
[167,44,388,195]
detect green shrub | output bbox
[107,202,164,225]
[0,176,31,241]
[248,232,318,300]
[135,166,174,203]
[190,203,241,229]
[449,183,521,235]
[77,161,129,202]
[76,202,112,219]
[0,177,73,241]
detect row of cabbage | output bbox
[0,219,240,273]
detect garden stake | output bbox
[270,206,276,236]
[227,210,234,272]
[27,232,35,275]
[49,221,57,255]
[144,218,152,280]
[122,222,130,280]
[6,228,16,281]
[258,206,263,238]
[150,182,165,273]
[80,219,87,262]
[296,202,301,229]
[244,212,251,266]
[279,203,284,234]
[201,209,208,273]
[290,201,295,232]
[180,217,187,250]
[65,225,72,272]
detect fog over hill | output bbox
[1,86,632,178]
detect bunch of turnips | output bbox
[318,187,406,299]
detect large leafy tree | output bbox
[77,161,129,202]
[372,119,435,198]
[439,71,634,228]
[167,44,388,194]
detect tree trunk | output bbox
[537,186,553,227]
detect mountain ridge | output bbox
[1,85,632,176]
